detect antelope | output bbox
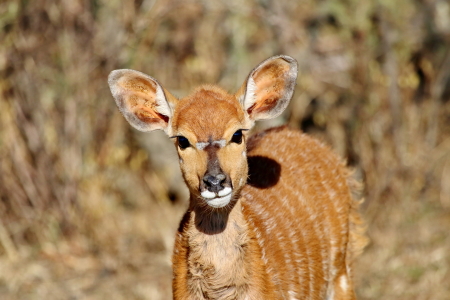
[108,55,367,300]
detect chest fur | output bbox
[186,211,252,299]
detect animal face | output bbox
[170,87,250,208]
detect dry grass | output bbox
[0,0,449,299]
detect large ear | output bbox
[236,55,298,121]
[108,69,177,133]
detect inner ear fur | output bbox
[237,55,298,121]
[108,69,177,132]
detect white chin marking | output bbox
[207,194,232,208]
[201,190,216,199]
[201,187,233,208]
[218,187,232,197]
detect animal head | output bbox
[108,55,298,209]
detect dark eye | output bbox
[231,130,243,144]
[177,136,190,149]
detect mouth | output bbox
[200,187,233,208]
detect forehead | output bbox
[172,86,244,141]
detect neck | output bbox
[186,199,250,297]
[191,197,239,235]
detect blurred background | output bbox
[0,0,449,299]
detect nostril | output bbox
[203,174,226,191]
[203,175,214,187]
[216,174,226,181]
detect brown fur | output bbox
[173,85,246,142]
[171,126,367,300]
[108,55,368,300]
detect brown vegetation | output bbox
[0,0,449,299]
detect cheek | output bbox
[218,146,248,188]
[178,150,208,189]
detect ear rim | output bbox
[108,69,175,133]
[239,55,298,121]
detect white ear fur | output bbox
[155,84,172,117]
[108,69,174,133]
[242,77,257,112]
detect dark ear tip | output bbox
[269,55,297,66]
[277,55,297,64]
[280,55,298,73]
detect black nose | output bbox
[203,173,226,193]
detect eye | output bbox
[231,130,243,144]
[177,136,190,150]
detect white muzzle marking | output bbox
[201,190,216,199]
[201,187,233,208]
